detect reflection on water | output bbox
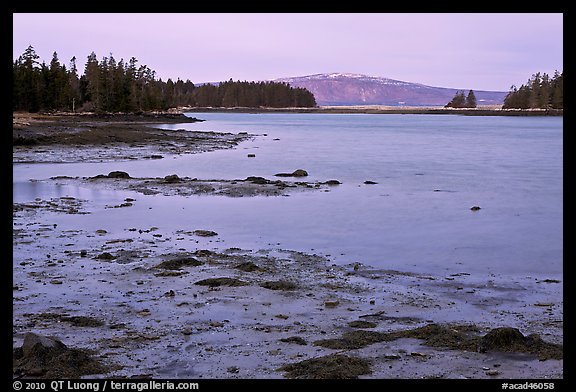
[13,181,133,205]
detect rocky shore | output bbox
[13,112,563,380]
[12,197,564,378]
[13,112,249,163]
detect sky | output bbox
[13,13,563,92]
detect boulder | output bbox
[275,169,308,177]
[107,171,130,179]
[21,333,67,358]
[163,174,181,183]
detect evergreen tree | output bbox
[503,71,562,110]
[445,91,466,108]
[465,90,477,108]
[13,47,317,112]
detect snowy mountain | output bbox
[274,73,508,106]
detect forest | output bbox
[502,71,563,109]
[12,46,317,113]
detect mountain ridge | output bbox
[274,72,508,106]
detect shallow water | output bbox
[13,113,563,276]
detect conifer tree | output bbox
[465,90,477,108]
[445,91,466,108]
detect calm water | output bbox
[13,113,563,275]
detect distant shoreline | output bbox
[182,105,563,116]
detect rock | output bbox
[247,154,256,158]
[107,171,130,179]
[227,366,240,373]
[194,277,249,287]
[280,336,308,345]
[21,333,67,357]
[245,176,270,184]
[80,250,88,257]
[163,174,181,183]
[324,180,341,185]
[291,169,308,177]
[193,230,218,237]
[275,169,308,177]
[95,252,116,260]
[348,320,377,329]
[364,180,378,185]
[278,354,372,379]
[193,249,215,257]
[233,261,261,272]
[60,316,103,327]
[95,229,107,235]
[14,333,109,379]
[478,327,526,352]
[156,257,203,270]
[470,206,481,211]
[324,300,340,308]
[260,280,298,291]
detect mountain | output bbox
[274,73,508,106]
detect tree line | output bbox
[502,71,563,109]
[445,90,477,108]
[13,46,317,113]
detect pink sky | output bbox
[13,13,563,91]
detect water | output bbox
[13,113,563,275]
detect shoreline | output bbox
[181,105,563,116]
[12,194,564,379]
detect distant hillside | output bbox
[275,73,508,106]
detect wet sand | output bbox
[12,113,563,379]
